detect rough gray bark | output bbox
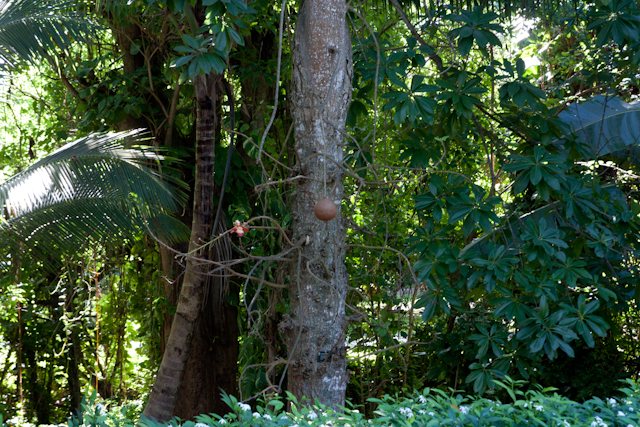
[284,0,352,406]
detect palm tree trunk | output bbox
[143,73,221,422]
[284,0,352,406]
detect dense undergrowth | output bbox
[4,379,640,427]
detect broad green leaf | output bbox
[172,54,195,68]
[559,95,640,166]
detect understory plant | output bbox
[9,378,637,427]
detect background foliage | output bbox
[1,0,640,424]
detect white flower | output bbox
[618,411,626,417]
[489,407,494,412]
[523,403,529,408]
[398,407,414,418]
[534,404,543,411]
[592,416,607,427]
[253,412,262,418]
[627,425,634,427]
[307,411,318,420]
[238,403,251,412]
[607,398,617,406]
[263,414,272,420]
[96,403,106,415]
[195,424,208,427]
[418,410,426,415]
[219,420,227,425]
[418,395,427,404]
[428,412,435,416]
[629,407,635,412]
[459,406,470,415]
[562,420,570,427]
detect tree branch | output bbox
[388,0,444,71]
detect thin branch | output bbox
[387,0,443,71]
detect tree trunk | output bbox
[24,346,51,424]
[174,278,239,419]
[143,73,220,422]
[284,0,352,406]
[66,286,82,414]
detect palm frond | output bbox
[559,95,640,165]
[0,130,189,260]
[2,197,188,260]
[0,0,98,69]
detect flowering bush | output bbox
[8,379,640,427]
[369,379,640,427]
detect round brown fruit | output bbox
[314,198,337,221]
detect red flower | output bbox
[232,220,249,237]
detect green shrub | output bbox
[6,379,640,427]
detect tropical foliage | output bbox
[1,0,640,423]
[17,380,640,427]
[0,0,96,69]
[1,130,188,260]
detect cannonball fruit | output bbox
[314,198,337,221]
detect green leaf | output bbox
[215,30,228,52]
[448,203,474,223]
[512,171,530,194]
[204,52,226,73]
[394,101,410,124]
[422,299,436,322]
[171,55,195,68]
[182,34,202,50]
[227,27,244,46]
[414,96,436,115]
[459,26,473,38]
[459,36,474,56]
[516,58,525,77]
[174,45,197,53]
[513,90,526,108]
[130,41,142,55]
[474,29,488,47]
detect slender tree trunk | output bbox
[159,245,183,356]
[143,73,220,422]
[66,286,82,413]
[174,275,238,419]
[284,0,352,406]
